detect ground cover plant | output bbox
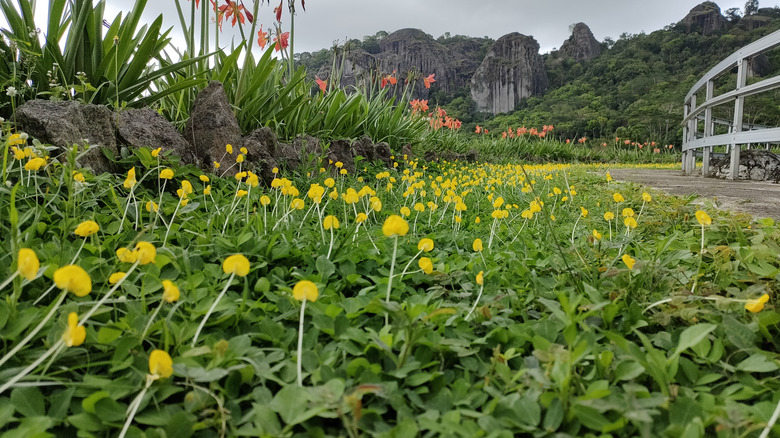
[1,136,779,437]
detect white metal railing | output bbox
[681,29,780,179]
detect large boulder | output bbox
[183,81,243,173]
[470,33,548,114]
[117,108,197,165]
[351,136,376,162]
[680,2,727,35]
[559,23,601,62]
[708,149,780,181]
[326,139,355,175]
[242,127,278,185]
[15,100,118,173]
[274,135,322,172]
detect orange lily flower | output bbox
[273,31,290,51]
[423,73,436,89]
[257,26,269,49]
[315,76,327,93]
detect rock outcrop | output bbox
[708,149,780,181]
[184,81,243,173]
[14,82,415,181]
[681,2,727,35]
[559,23,601,62]
[470,33,548,114]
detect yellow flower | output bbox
[135,242,157,265]
[199,175,209,182]
[642,192,652,203]
[108,272,126,284]
[7,133,25,146]
[745,294,770,313]
[117,247,138,263]
[622,254,636,270]
[260,195,271,206]
[323,215,340,230]
[236,190,248,198]
[606,172,612,182]
[592,229,602,240]
[292,280,319,302]
[370,197,382,212]
[414,203,425,212]
[356,213,368,223]
[622,208,635,217]
[624,217,638,229]
[146,200,159,212]
[223,254,250,277]
[580,206,588,217]
[73,171,85,182]
[335,161,344,169]
[24,157,46,171]
[159,168,174,179]
[162,280,180,303]
[181,180,193,195]
[62,312,86,347]
[419,257,433,274]
[521,210,533,220]
[604,211,615,221]
[123,167,137,189]
[340,169,348,175]
[324,178,335,188]
[213,161,221,169]
[236,154,244,163]
[240,147,248,155]
[53,265,92,297]
[74,220,99,237]
[151,147,161,158]
[400,206,411,217]
[695,210,712,226]
[476,271,484,286]
[382,215,409,237]
[473,238,483,252]
[203,185,211,196]
[290,198,305,210]
[12,146,25,160]
[475,216,481,223]
[226,144,233,154]
[613,193,624,203]
[149,349,173,378]
[17,248,39,281]
[418,238,434,252]
[246,172,259,187]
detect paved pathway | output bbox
[607,168,780,221]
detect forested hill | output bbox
[297,3,780,146]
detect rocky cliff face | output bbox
[470,33,548,114]
[559,23,601,62]
[681,2,727,34]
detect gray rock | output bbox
[559,23,601,62]
[274,135,322,172]
[15,100,118,173]
[184,81,242,174]
[117,108,197,165]
[374,141,392,167]
[708,149,780,182]
[352,136,376,162]
[680,2,727,35]
[242,127,279,185]
[470,33,548,114]
[401,144,413,161]
[326,139,355,175]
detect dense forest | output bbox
[297,4,780,145]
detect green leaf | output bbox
[315,255,335,281]
[736,354,779,373]
[671,324,717,360]
[81,391,110,415]
[270,385,316,426]
[10,387,45,417]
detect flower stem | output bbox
[140,300,164,339]
[81,261,140,325]
[192,272,235,346]
[118,377,153,438]
[0,289,67,368]
[0,339,64,395]
[384,237,399,326]
[465,283,485,321]
[297,297,307,387]
[0,272,18,292]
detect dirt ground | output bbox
[605,168,780,221]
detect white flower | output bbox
[6,86,17,97]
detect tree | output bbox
[745,0,759,16]
[725,7,742,21]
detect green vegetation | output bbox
[2,2,780,436]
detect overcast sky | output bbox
[4,1,774,55]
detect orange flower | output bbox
[315,76,327,93]
[218,0,247,29]
[274,0,283,21]
[257,26,269,49]
[273,31,290,51]
[423,73,436,89]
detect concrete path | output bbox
[606,168,780,221]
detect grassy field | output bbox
[1,141,778,437]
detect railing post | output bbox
[687,95,698,174]
[682,101,689,172]
[702,80,714,176]
[730,57,747,180]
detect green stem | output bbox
[0,339,64,395]
[192,272,236,346]
[0,289,67,368]
[296,297,307,386]
[384,236,399,326]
